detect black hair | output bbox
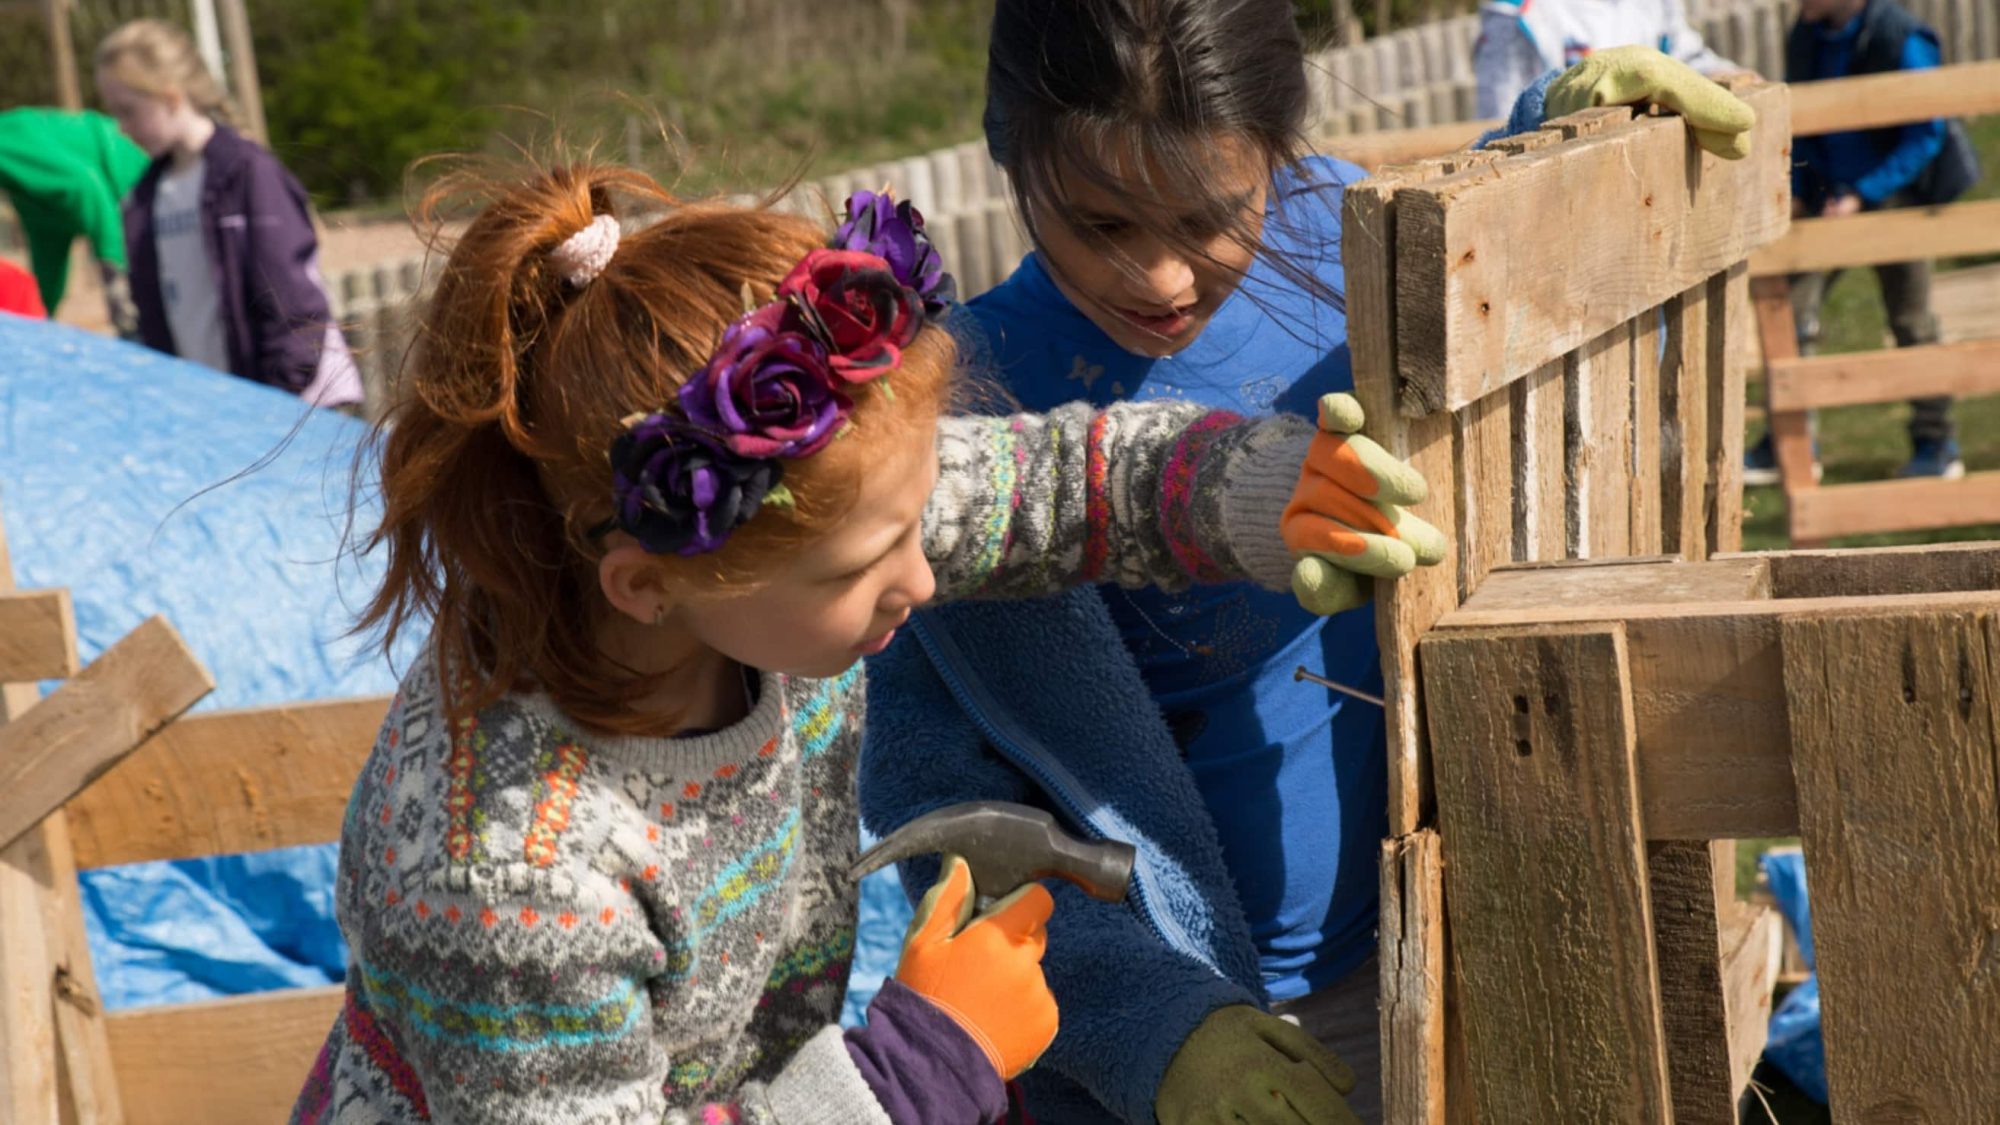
[982,0,1345,318]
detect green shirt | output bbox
[0,109,153,309]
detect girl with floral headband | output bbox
[290,159,1438,1125]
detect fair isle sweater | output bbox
[293,400,1315,1125]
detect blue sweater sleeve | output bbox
[1852,35,1947,204]
[1477,68,1561,148]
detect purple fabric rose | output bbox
[679,303,849,459]
[605,415,781,556]
[778,249,921,381]
[833,190,957,314]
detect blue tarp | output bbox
[1761,849,1827,1103]
[0,315,905,1026]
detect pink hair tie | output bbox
[550,214,621,286]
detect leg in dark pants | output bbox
[1873,256,1954,447]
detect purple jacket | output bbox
[124,124,361,404]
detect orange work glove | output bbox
[894,855,1059,1080]
[1281,393,1447,615]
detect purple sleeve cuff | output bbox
[844,979,1008,1125]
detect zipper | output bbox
[910,615,1223,977]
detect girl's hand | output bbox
[1545,45,1756,159]
[894,856,1059,1080]
[1281,394,1446,616]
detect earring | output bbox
[652,605,667,627]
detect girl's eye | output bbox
[1083,219,1130,238]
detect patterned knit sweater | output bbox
[293,400,1314,1124]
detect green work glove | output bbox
[1281,393,1448,616]
[1155,1005,1362,1125]
[1545,45,1756,159]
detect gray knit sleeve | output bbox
[923,400,1313,602]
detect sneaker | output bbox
[1744,434,1822,486]
[1898,438,1965,480]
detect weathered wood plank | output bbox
[1790,58,2000,135]
[1394,83,1789,415]
[1453,388,1513,601]
[0,589,78,683]
[1630,306,1665,555]
[1460,556,1769,616]
[1791,472,2000,541]
[1661,283,1712,559]
[1648,840,1738,1125]
[1719,901,1781,1101]
[1784,609,2000,1121]
[1380,831,1446,1125]
[1423,624,1672,1123]
[1722,541,2000,599]
[66,696,389,870]
[43,810,124,1125]
[0,618,214,853]
[1708,264,1749,554]
[1767,339,2000,412]
[1567,323,1635,559]
[106,986,341,1125]
[1509,360,1567,562]
[1752,198,2000,275]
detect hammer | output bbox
[851,801,1138,904]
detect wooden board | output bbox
[1708,265,1749,554]
[106,986,341,1125]
[1453,385,1513,601]
[1647,841,1739,1125]
[1629,306,1665,555]
[0,617,214,853]
[42,810,124,1125]
[1767,339,2000,412]
[1422,623,1673,1124]
[1460,557,1769,615]
[65,696,389,870]
[1509,360,1567,562]
[1790,58,2000,135]
[1751,198,2000,276]
[1381,831,1446,1125]
[1661,283,1712,559]
[1567,323,1636,559]
[1727,541,2000,599]
[1784,609,2000,1121]
[1790,472,2000,541]
[1719,902,1782,1100]
[0,589,78,683]
[1393,83,1789,415]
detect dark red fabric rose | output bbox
[776,249,921,382]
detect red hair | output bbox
[356,162,954,733]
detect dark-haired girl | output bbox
[859,3,1757,1120]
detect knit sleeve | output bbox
[923,400,1312,602]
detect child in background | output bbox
[0,107,149,330]
[290,155,1438,1124]
[1474,0,1738,120]
[860,1,1755,1121]
[95,19,362,409]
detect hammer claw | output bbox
[853,801,1136,903]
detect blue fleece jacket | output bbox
[1792,11,1946,206]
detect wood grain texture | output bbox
[1784,609,2000,1122]
[1719,901,1781,1100]
[1708,265,1749,554]
[1790,472,2000,541]
[1648,840,1737,1125]
[1629,305,1664,555]
[1509,360,1567,562]
[1453,386,1513,601]
[0,589,78,683]
[1459,557,1769,616]
[66,696,389,870]
[1661,283,1712,559]
[1750,275,1820,508]
[1394,83,1789,415]
[1567,323,1636,559]
[1381,831,1446,1125]
[106,986,341,1125]
[1752,198,2000,275]
[1727,541,2000,599]
[0,618,213,853]
[1422,623,1672,1124]
[1767,339,2000,412]
[43,810,124,1125]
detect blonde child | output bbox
[95,20,361,408]
[291,159,1436,1123]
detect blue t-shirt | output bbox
[962,156,1384,1000]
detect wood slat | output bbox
[1329,120,1489,170]
[1568,323,1636,558]
[0,619,214,853]
[1790,472,2000,541]
[1767,338,2000,412]
[66,696,389,870]
[1649,841,1744,1124]
[1720,902,1782,1101]
[1630,306,1665,555]
[1393,83,1789,415]
[1509,359,1568,561]
[1784,610,2000,1121]
[1724,541,2000,598]
[1751,199,2000,276]
[1423,624,1673,1124]
[1790,58,2000,135]
[1453,386,1513,600]
[1380,831,1446,1125]
[1662,283,1713,558]
[0,589,79,683]
[107,987,341,1125]
[1708,265,1750,554]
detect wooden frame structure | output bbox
[1747,59,2000,546]
[0,511,385,1125]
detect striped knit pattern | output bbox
[296,399,1316,1124]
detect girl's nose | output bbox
[1121,243,1196,308]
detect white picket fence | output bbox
[327,0,2000,416]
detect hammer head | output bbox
[852,801,1137,903]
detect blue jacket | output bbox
[859,590,1266,1123]
[1786,0,1952,208]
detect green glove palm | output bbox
[1155,1005,1361,1125]
[1544,45,1756,159]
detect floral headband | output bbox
[587,191,955,556]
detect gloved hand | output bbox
[99,263,140,341]
[894,855,1058,1080]
[1155,1004,1362,1125]
[1544,45,1756,159]
[1281,392,1446,616]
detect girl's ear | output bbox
[598,542,672,625]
